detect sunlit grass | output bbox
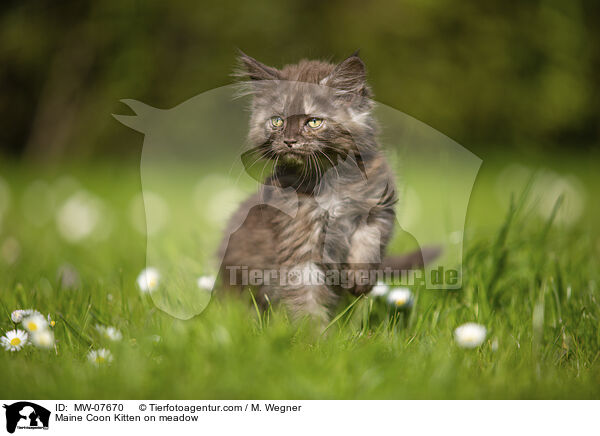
[0,156,598,399]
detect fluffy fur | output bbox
[219,52,398,322]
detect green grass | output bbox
[0,154,599,399]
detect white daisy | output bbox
[136,267,160,293]
[197,275,216,291]
[11,309,42,323]
[369,281,389,297]
[22,313,48,333]
[95,324,123,342]
[386,287,414,308]
[11,310,25,323]
[31,330,54,349]
[87,348,113,366]
[1,329,28,351]
[454,323,487,348]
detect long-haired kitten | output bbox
[219,52,419,322]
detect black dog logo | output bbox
[3,402,50,434]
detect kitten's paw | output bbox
[347,269,375,295]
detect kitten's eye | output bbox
[270,116,284,128]
[306,118,323,129]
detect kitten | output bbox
[219,52,425,322]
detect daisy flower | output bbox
[369,281,389,297]
[1,329,28,351]
[386,287,414,309]
[11,310,25,323]
[197,275,216,291]
[87,348,113,366]
[95,324,123,342]
[22,313,48,333]
[136,267,160,293]
[454,323,487,348]
[31,330,54,349]
[11,309,42,324]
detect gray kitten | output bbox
[219,52,425,321]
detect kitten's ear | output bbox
[235,51,281,81]
[320,53,370,97]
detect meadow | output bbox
[0,152,598,399]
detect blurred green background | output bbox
[1,0,599,162]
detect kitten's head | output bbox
[236,52,376,177]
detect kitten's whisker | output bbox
[320,145,361,170]
[297,157,308,190]
[316,149,340,181]
[307,153,314,188]
[235,149,271,186]
[310,153,322,196]
[273,155,282,188]
[315,154,324,196]
[257,151,275,185]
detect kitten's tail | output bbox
[381,245,442,271]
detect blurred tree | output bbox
[0,0,597,161]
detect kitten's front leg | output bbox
[346,209,395,295]
[274,262,338,323]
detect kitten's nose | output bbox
[283,139,297,147]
